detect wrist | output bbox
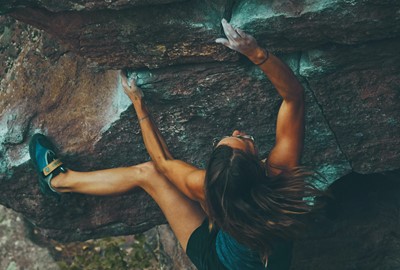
[248,47,268,64]
[133,101,149,118]
[138,115,149,123]
[129,93,143,103]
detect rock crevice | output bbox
[301,74,353,171]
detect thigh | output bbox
[140,162,207,251]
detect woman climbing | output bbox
[29,19,321,269]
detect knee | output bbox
[134,161,156,176]
[133,161,164,183]
[133,161,169,190]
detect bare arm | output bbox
[216,19,305,176]
[261,55,304,175]
[120,72,205,202]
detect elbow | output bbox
[285,86,304,102]
[153,157,169,174]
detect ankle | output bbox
[50,170,72,191]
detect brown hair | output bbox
[204,145,324,256]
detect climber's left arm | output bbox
[216,19,305,176]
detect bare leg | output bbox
[140,162,206,251]
[51,162,206,251]
[51,162,151,195]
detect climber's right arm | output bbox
[121,72,205,202]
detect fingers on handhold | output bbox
[120,70,127,80]
[120,71,128,86]
[216,38,233,50]
[235,28,246,37]
[215,38,229,46]
[131,72,138,82]
[222,18,244,42]
[121,70,131,84]
[221,18,236,40]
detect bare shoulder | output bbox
[187,169,206,203]
[262,157,284,177]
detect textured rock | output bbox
[0,16,164,241]
[0,0,399,252]
[144,225,196,270]
[299,39,400,173]
[0,16,131,174]
[0,0,187,12]
[292,170,400,270]
[0,205,60,270]
[231,0,400,51]
[7,0,234,69]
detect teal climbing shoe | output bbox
[29,133,67,196]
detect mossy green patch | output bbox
[56,235,158,270]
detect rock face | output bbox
[0,0,187,12]
[292,170,400,270]
[0,205,60,270]
[0,0,399,258]
[7,0,233,69]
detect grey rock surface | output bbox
[144,225,196,270]
[0,205,60,270]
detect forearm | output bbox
[128,95,205,202]
[147,113,173,160]
[248,48,304,101]
[154,125,173,160]
[130,96,172,170]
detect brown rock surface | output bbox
[7,0,233,69]
[0,16,164,241]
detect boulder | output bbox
[0,0,399,247]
